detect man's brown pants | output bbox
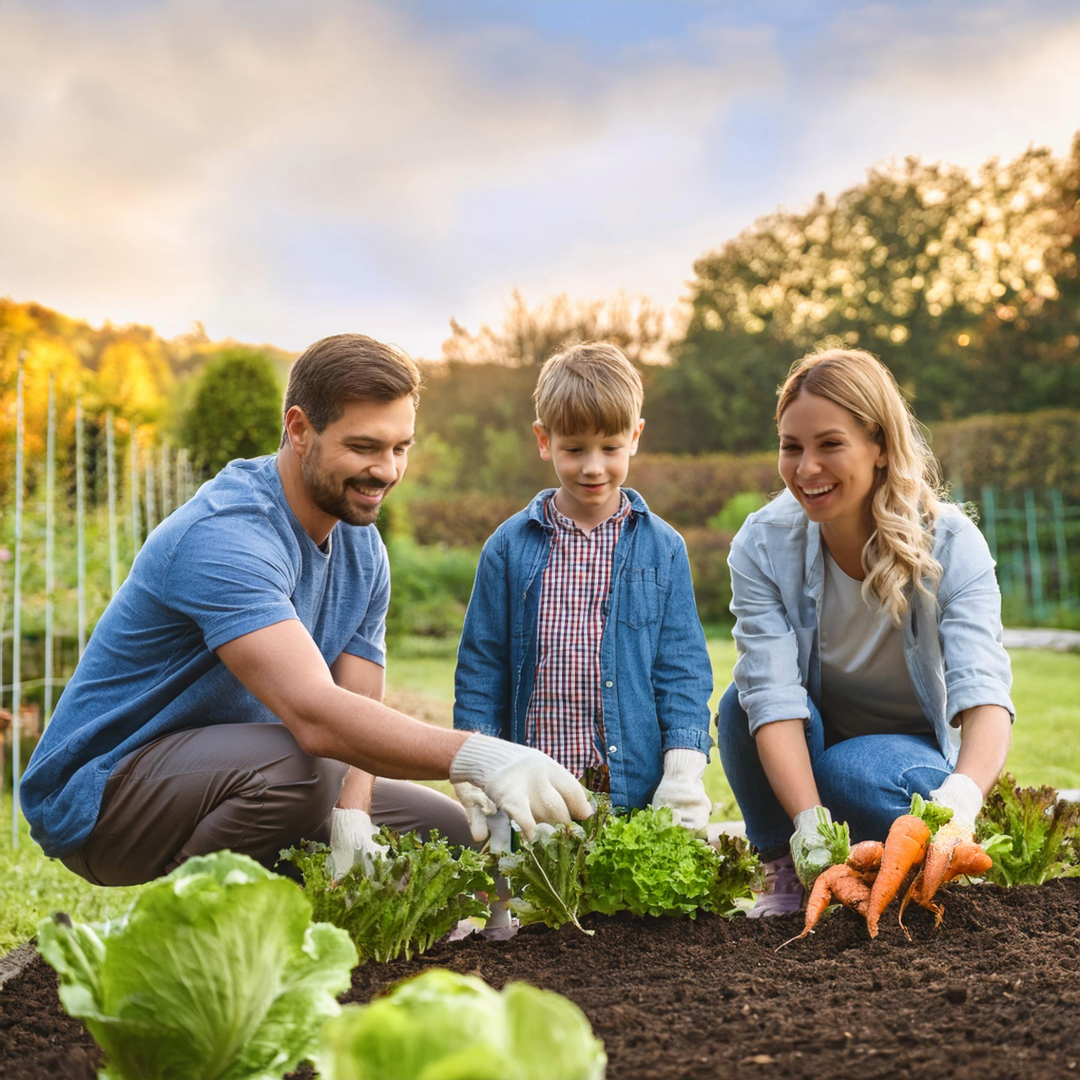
[61,723,472,886]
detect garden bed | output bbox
[2,879,1077,1079]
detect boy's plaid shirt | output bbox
[524,491,632,776]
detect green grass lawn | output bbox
[2,643,1077,954]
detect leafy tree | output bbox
[181,348,283,477]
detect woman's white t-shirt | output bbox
[818,549,933,740]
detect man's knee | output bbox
[259,740,348,837]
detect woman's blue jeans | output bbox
[716,683,953,849]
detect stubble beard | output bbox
[302,441,389,528]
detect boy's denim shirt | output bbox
[728,490,1015,766]
[455,488,713,811]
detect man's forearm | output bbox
[292,680,471,776]
[336,767,377,811]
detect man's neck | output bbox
[552,486,623,535]
[275,448,337,547]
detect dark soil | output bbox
[2,880,1079,1080]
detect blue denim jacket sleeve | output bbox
[651,536,714,757]
[728,527,812,735]
[454,534,512,739]
[935,514,1015,725]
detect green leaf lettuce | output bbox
[36,850,357,1080]
[317,969,606,1080]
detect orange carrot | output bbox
[777,864,876,949]
[846,840,885,872]
[865,813,931,938]
[900,839,993,929]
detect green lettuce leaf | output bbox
[585,805,722,918]
[36,850,357,1080]
[709,832,763,916]
[317,969,606,1080]
[975,774,1080,885]
[283,829,493,963]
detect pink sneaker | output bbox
[747,852,804,918]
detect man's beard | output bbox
[301,442,390,527]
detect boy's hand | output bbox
[449,734,592,841]
[652,748,711,833]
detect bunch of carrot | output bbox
[779,796,993,948]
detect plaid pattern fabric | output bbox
[525,492,632,776]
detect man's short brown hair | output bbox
[281,334,421,440]
[533,342,643,435]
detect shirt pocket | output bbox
[619,567,661,630]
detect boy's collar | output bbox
[525,487,650,528]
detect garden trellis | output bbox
[2,355,195,846]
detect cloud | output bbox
[0,0,1077,358]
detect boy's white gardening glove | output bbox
[789,805,835,890]
[450,733,592,842]
[453,780,513,852]
[652,749,712,834]
[328,807,389,879]
[929,772,983,835]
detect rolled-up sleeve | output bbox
[729,529,810,735]
[936,521,1014,727]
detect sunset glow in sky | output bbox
[3,0,1079,358]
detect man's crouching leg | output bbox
[62,723,348,887]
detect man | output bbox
[21,333,590,886]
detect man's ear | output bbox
[533,421,552,461]
[629,417,645,456]
[283,406,314,456]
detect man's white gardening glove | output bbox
[929,772,983,836]
[450,733,592,842]
[652,749,712,834]
[328,807,390,879]
[789,805,835,891]
[453,780,513,852]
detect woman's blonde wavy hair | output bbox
[776,349,947,625]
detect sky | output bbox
[2,0,1079,359]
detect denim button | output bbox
[608,745,618,754]
[604,679,613,688]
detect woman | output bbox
[717,349,1013,916]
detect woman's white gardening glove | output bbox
[929,772,983,834]
[450,733,592,842]
[328,807,390,879]
[453,780,513,852]
[789,805,835,890]
[652,749,712,834]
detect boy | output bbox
[453,342,714,843]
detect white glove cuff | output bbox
[793,805,831,832]
[930,772,983,827]
[449,733,517,785]
[662,748,708,782]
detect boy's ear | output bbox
[533,421,552,461]
[629,417,645,456]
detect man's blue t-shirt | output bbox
[21,455,391,859]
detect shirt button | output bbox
[604,680,613,688]
[608,745,618,754]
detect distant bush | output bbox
[707,491,769,533]
[407,495,524,547]
[683,527,734,627]
[384,538,479,641]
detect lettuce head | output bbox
[36,850,357,1080]
[318,968,606,1080]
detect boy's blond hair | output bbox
[533,342,644,435]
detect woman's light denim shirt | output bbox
[454,488,713,811]
[728,490,1014,765]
